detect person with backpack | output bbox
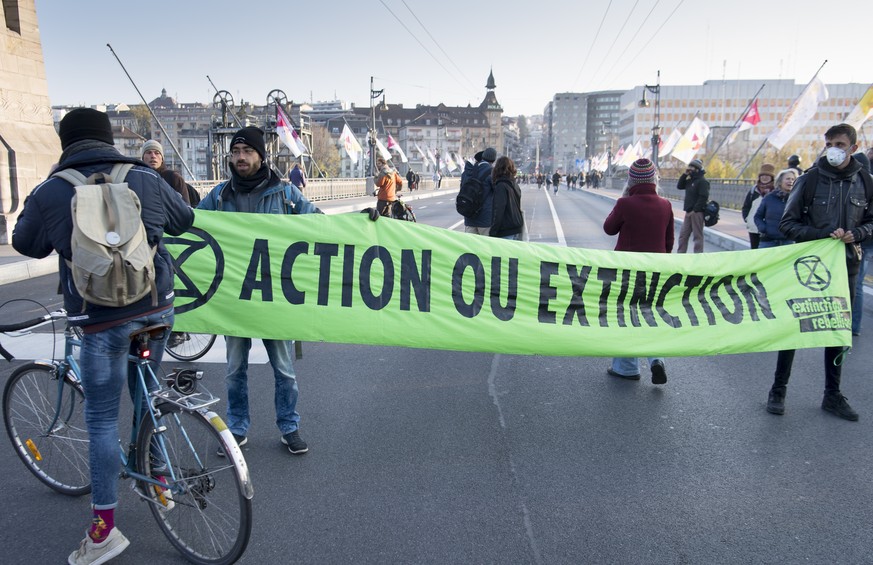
[490,156,524,240]
[12,108,195,565]
[676,159,710,253]
[602,158,673,384]
[141,139,192,205]
[458,147,496,235]
[741,163,775,249]
[765,123,873,422]
[198,126,322,456]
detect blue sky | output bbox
[35,0,870,116]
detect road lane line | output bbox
[543,189,567,247]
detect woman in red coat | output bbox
[602,158,674,384]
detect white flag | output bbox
[660,129,683,157]
[339,124,363,162]
[276,106,304,157]
[767,77,829,150]
[670,118,711,165]
[386,134,408,163]
[414,141,430,165]
[373,136,392,161]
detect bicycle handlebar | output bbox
[0,310,67,362]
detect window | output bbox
[4,1,21,34]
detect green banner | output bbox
[165,211,852,357]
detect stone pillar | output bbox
[0,0,61,244]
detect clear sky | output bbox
[35,0,870,117]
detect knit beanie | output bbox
[758,163,775,179]
[141,139,164,159]
[689,159,704,171]
[627,158,657,187]
[229,126,266,160]
[58,108,114,149]
[482,147,497,163]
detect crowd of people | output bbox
[10,109,873,564]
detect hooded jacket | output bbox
[754,189,792,242]
[375,165,403,202]
[490,176,524,238]
[780,155,873,274]
[198,166,320,215]
[12,142,195,326]
[603,183,674,253]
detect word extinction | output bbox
[236,241,776,328]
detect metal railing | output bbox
[604,176,754,210]
[187,177,460,203]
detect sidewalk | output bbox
[0,186,459,286]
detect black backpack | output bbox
[704,200,720,227]
[456,175,485,218]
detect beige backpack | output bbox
[52,163,157,309]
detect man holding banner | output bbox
[198,126,321,454]
[767,123,873,421]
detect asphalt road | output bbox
[1,187,872,564]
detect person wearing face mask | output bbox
[765,123,873,421]
[675,159,710,253]
[742,163,776,249]
[754,168,796,248]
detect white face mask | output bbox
[826,147,847,167]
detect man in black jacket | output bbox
[676,159,710,253]
[461,148,496,235]
[12,108,194,564]
[766,123,873,421]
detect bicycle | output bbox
[71,325,216,363]
[2,310,253,564]
[382,199,417,222]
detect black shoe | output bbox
[606,367,640,380]
[766,391,785,415]
[218,433,247,457]
[650,361,667,385]
[822,393,859,421]
[281,431,309,454]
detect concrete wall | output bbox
[0,0,60,243]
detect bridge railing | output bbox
[189,177,460,202]
[604,176,755,210]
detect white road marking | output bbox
[543,189,567,247]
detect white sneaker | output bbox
[68,527,130,565]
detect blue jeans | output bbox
[79,307,173,509]
[611,357,663,376]
[852,253,870,334]
[224,337,300,436]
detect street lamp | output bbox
[601,121,614,179]
[368,76,384,177]
[639,70,661,167]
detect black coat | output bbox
[490,177,524,238]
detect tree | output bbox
[517,115,529,142]
[310,123,340,177]
[130,104,152,138]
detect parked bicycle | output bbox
[383,199,417,222]
[70,326,216,363]
[1,309,253,564]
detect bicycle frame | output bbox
[29,324,252,501]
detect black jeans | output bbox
[772,272,857,394]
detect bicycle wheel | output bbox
[166,332,217,362]
[3,363,90,496]
[137,407,252,565]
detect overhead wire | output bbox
[377,0,474,99]
[606,0,686,86]
[400,0,478,93]
[596,0,661,87]
[570,0,614,91]
[584,0,641,91]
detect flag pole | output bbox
[705,83,766,167]
[106,44,196,180]
[736,60,828,179]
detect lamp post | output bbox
[368,76,384,178]
[601,121,614,179]
[639,70,661,167]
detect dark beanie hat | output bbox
[230,126,266,161]
[474,150,484,162]
[58,108,114,149]
[482,147,497,163]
